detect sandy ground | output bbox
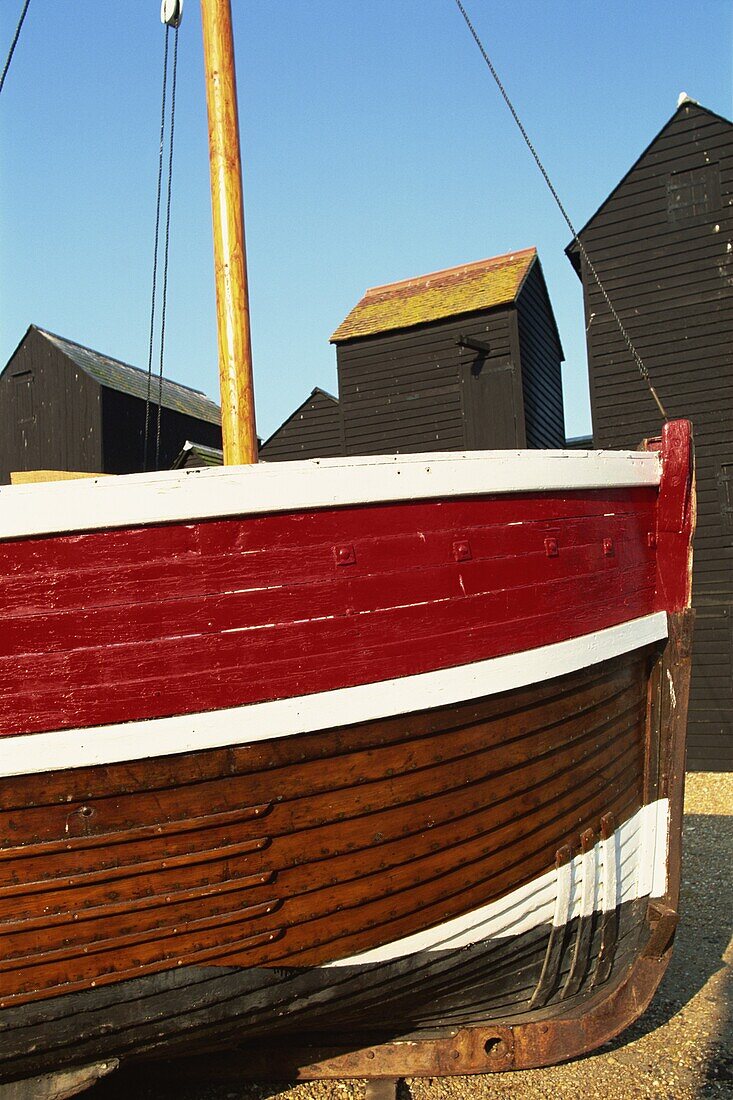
[91,772,733,1100]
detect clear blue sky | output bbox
[1,1,731,440]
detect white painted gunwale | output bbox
[0,447,661,540]
[326,799,670,966]
[0,612,667,778]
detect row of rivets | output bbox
[333,532,658,567]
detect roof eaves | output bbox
[513,250,538,300]
[0,324,39,379]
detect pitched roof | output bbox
[34,327,222,425]
[566,100,733,269]
[331,248,537,343]
[259,387,339,449]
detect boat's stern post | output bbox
[642,608,695,961]
[641,417,696,962]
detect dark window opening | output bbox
[13,372,34,424]
[667,164,721,224]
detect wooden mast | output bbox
[200,0,257,465]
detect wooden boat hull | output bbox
[0,424,694,1083]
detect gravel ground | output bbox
[91,772,733,1100]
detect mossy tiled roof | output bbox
[331,248,536,343]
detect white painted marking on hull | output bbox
[650,799,670,899]
[553,859,574,928]
[0,448,661,540]
[602,829,620,912]
[326,799,670,967]
[0,613,668,777]
[579,845,598,919]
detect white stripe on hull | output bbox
[326,799,669,967]
[602,827,620,913]
[0,447,661,540]
[0,612,667,778]
[579,844,598,918]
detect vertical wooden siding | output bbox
[0,329,103,484]
[516,264,565,448]
[336,310,521,455]
[570,102,733,770]
[101,390,222,475]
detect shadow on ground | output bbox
[591,810,732,1093]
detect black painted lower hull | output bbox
[0,897,649,1083]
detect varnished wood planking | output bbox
[2,669,643,890]
[1,695,643,931]
[1,757,643,1003]
[0,650,650,1005]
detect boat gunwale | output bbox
[0,447,661,541]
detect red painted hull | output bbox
[1,487,664,737]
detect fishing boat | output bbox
[0,0,694,1094]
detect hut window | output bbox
[666,164,721,224]
[13,372,34,423]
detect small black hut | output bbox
[259,388,343,461]
[331,248,565,455]
[566,98,733,772]
[0,326,222,483]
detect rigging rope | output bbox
[452,0,668,421]
[143,28,170,472]
[0,0,31,98]
[144,22,180,471]
[155,24,179,471]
